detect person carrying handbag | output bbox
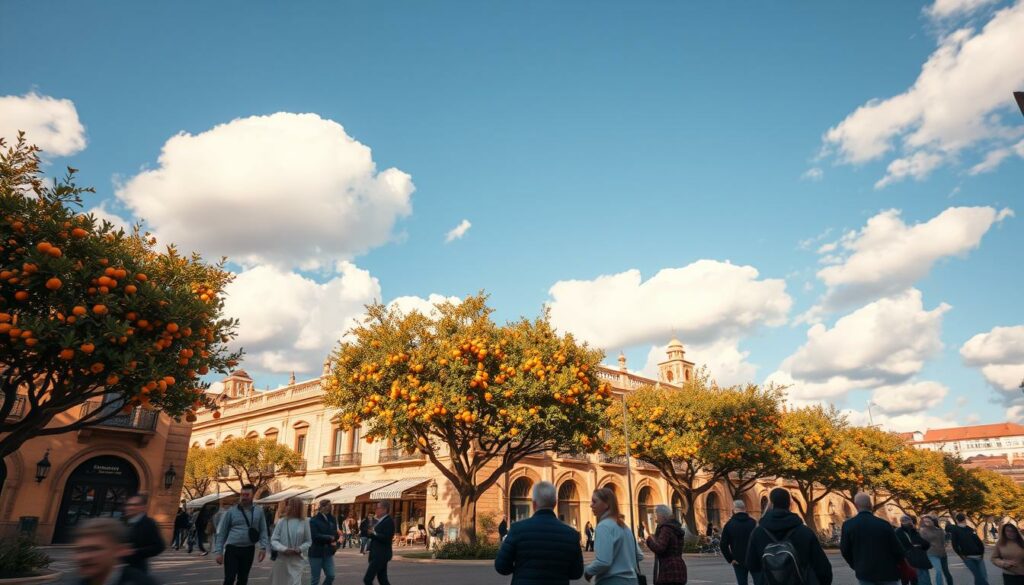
[897,516,933,585]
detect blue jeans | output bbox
[928,555,953,585]
[310,555,335,585]
[962,557,988,585]
[733,564,751,585]
[918,569,933,585]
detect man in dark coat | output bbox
[122,494,165,574]
[745,488,832,585]
[310,499,339,585]
[499,517,509,542]
[65,518,159,585]
[840,493,905,585]
[364,501,395,585]
[359,515,371,554]
[950,514,988,585]
[173,507,190,550]
[495,481,585,585]
[192,506,210,555]
[721,499,758,585]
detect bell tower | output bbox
[658,338,694,385]
[221,370,254,399]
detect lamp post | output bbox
[429,479,438,500]
[35,450,52,483]
[621,393,636,534]
[867,401,877,427]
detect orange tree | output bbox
[323,294,610,543]
[606,376,783,535]
[775,406,858,533]
[840,426,951,514]
[217,438,303,496]
[183,445,222,500]
[0,135,239,459]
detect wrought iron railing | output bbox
[599,453,628,465]
[0,394,26,420]
[557,451,590,462]
[323,453,362,468]
[378,448,425,464]
[81,402,158,431]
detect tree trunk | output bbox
[459,491,479,544]
[798,484,819,533]
[682,490,699,541]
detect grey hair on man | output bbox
[532,481,557,511]
[654,504,673,522]
[733,499,746,512]
[853,492,872,512]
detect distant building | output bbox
[904,422,1024,484]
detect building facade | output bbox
[190,339,862,540]
[0,398,192,543]
[905,422,1024,485]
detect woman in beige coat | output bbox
[992,523,1024,585]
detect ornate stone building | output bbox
[189,339,860,540]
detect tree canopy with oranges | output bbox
[0,135,240,458]
[606,376,783,535]
[774,406,857,532]
[323,293,610,543]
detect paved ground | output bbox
[42,545,1001,585]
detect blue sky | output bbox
[2,0,1022,431]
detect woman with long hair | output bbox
[584,488,644,585]
[992,523,1024,585]
[270,498,311,585]
[920,515,954,585]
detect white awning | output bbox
[324,480,396,504]
[255,487,311,504]
[369,478,431,501]
[186,491,235,510]
[299,484,345,502]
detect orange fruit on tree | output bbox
[47,247,62,258]
[14,291,28,301]
[59,348,75,360]
[124,285,137,295]
[212,411,221,419]
[72,306,87,316]
[35,242,52,253]
[92,304,108,315]
[71,227,88,238]
[45,277,62,290]
[135,273,148,282]
[80,343,95,354]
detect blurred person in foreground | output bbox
[65,517,159,585]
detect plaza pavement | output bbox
[42,545,1002,585]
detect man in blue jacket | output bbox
[494,481,585,585]
[309,499,339,585]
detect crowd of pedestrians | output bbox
[59,480,1022,585]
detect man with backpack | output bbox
[950,513,988,585]
[840,493,905,585]
[745,488,832,585]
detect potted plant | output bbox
[0,537,56,584]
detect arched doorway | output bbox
[705,492,722,533]
[638,487,655,535]
[557,480,581,529]
[53,456,140,544]
[602,483,617,495]
[509,477,533,524]
[671,491,686,525]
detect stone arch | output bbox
[1,450,25,521]
[205,439,216,447]
[596,473,626,497]
[245,431,259,440]
[508,475,534,524]
[45,447,151,529]
[555,475,584,530]
[192,441,201,448]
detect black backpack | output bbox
[760,527,804,585]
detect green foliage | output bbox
[432,540,500,560]
[183,445,222,500]
[216,438,303,495]
[0,134,240,458]
[0,536,51,578]
[324,293,610,543]
[478,512,498,544]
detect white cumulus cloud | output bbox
[116,112,413,270]
[0,92,86,157]
[807,206,1011,314]
[821,1,1024,186]
[386,294,461,317]
[546,260,791,350]
[768,289,949,404]
[844,407,958,433]
[870,381,950,415]
[960,325,1024,397]
[927,0,1000,19]
[444,219,472,243]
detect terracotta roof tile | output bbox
[921,422,1024,443]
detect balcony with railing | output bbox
[634,459,659,471]
[78,402,158,445]
[378,447,425,465]
[599,453,628,466]
[556,451,591,463]
[323,453,362,470]
[281,460,307,475]
[0,394,26,421]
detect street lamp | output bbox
[164,463,177,489]
[867,400,877,427]
[429,479,438,500]
[35,450,52,483]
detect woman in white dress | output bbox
[270,498,311,585]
